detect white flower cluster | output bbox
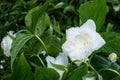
[46,19,105,80]
[1,20,105,80]
[1,31,16,57]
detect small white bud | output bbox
[0,65,3,69]
[108,53,117,62]
[0,60,5,63]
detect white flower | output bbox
[62,19,105,65]
[108,53,117,62]
[46,53,68,80]
[1,31,16,57]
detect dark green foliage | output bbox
[0,0,120,80]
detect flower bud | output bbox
[108,53,117,62]
[0,65,3,69]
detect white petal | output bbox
[85,77,96,80]
[55,69,64,80]
[46,54,68,80]
[92,32,106,50]
[1,31,16,57]
[1,36,12,57]
[80,19,96,31]
[66,27,80,40]
[98,75,103,80]
[46,56,55,68]
[55,53,68,67]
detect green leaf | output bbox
[51,62,66,71]
[40,27,53,48]
[99,32,120,62]
[23,27,53,55]
[99,69,120,80]
[79,0,108,31]
[54,2,67,9]
[68,63,88,80]
[110,63,120,73]
[47,36,62,57]
[100,32,120,42]
[11,32,34,68]
[91,55,120,80]
[27,0,38,5]
[91,55,120,74]
[112,76,120,80]
[25,0,51,35]
[63,5,74,13]
[9,53,33,80]
[91,55,111,70]
[35,13,50,36]
[62,63,77,80]
[100,38,120,60]
[34,67,59,80]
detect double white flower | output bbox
[62,19,106,65]
[1,31,16,57]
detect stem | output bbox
[35,35,48,54]
[37,55,46,68]
[88,63,99,75]
[87,62,100,79]
[98,68,120,76]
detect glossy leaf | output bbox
[91,55,120,80]
[100,32,120,42]
[22,27,53,55]
[99,32,120,62]
[11,32,34,68]
[91,55,120,74]
[63,5,74,13]
[25,0,51,35]
[68,63,87,80]
[100,37,120,60]
[111,63,120,73]
[91,55,111,70]
[79,0,108,31]
[54,2,67,9]
[40,27,53,48]
[51,63,66,71]
[112,76,120,80]
[34,67,59,80]
[9,53,33,80]
[47,36,62,57]
[99,69,120,80]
